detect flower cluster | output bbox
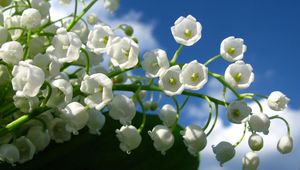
[0,1,292,169]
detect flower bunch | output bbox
[0,0,292,169]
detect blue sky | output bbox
[51,0,300,169]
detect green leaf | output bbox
[1,113,200,170]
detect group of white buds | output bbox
[0,0,292,169]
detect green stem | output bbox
[80,48,90,74]
[172,96,180,131]
[179,96,190,111]
[23,30,32,60]
[204,54,221,66]
[203,96,213,130]
[135,87,147,133]
[74,0,78,20]
[67,0,97,31]
[41,81,52,108]
[240,93,268,99]
[206,104,219,136]
[170,44,184,65]
[107,67,135,78]
[270,115,291,136]
[243,96,263,113]
[233,123,247,148]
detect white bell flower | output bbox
[30,0,51,19]
[0,65,10,85]
[248,113,270,134]
[12,60,45,97]
[109,95,136,125]
[87,109,106,135]
[212,141,235,166]
[142,49,170,78]
[80,73,113,110]
[4,15,22,40]
[46,79,73,108]
[180,124,207,156]
[116,125,142,153]
[26,126,50,152]
[248,134,263,151]
[33,53,61,78]
[159,104,177,127]
[60,102,89,135]
[148,125,174,155]
[220,36,247,62]
[47,28,82,64]
[227,101,251,124]
[0,26,8,45]
[224,60,254,89]
[87,13,100,25]
[107,36,139,69]
[242,151,260,170]
[0,41,23,65]
[159,65,184,96]
[13,95,39,113]
[104,0,120,12]
[15,136,36,163]
[48,118,71,143]
[63,18,89,43]
[277,135,293,154]
[0,144,20,166]
[87,24,114,54]
[21,8,42,29]
[179,60,208,90]
[267,91,290,111]
[171,15,202,46]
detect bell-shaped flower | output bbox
[277,135,293,154]
[109,95,136,125]
[15,136,36,163]
[0,41,23,65]
[80,73,113,110]
[4,15,22,40]
[33,53,61,78]
[159,65,184,96]
[63,18,89,42]
[181,124,207,156]
[104,0,120,12]
[48,118,71,143]
[159,104,177,127]
[212,141,235,166]
[148,125,174,155]
[21,8,41,29]
[171,15,202,46]
[60,102,89,135]
[248,134,263,151]
[87,109,106,135]
[47,28,82,64]
[12,60,45,97]
[46,79,73,108]
[0,26,8,45]
[179,60,208,90]
[87,24,114,54]
[13,95,39,113]
[0,144,20,166]
[242,151,260,170]
[116,125,142,153]
[142,49,170,78]
[30,0,51,19]
[26,126,50,152]
[227,101,251,124]
[248,113,270,134]
[107,36,139,69]
[87,13,100,25]
[267,91,290,111]
[224,60,254,89]
[220,36,247,62]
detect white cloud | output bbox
[49,1,159,52]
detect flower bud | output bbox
[120,24,134,36]
[116,125,141,153]
[0,144,19,166]
[21,8,42,29]
[242,151,260,170]
[0,0,11,7]
[248,113,270,134]
[212,141,235,166]
[87,109,106,135]
[181,124,207,156]
[15,136,36,163]
[148,125,174,155]
[248,134,263,151]
[267,91,289,111]
[87,13,99,25]
[104,0,120,12]
[0,41,23,65]
[26,126,50,153]
[277,135,293,154]
[109,95,136,125]
[159,104,177,127]
[48,118,71,143]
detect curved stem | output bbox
[243,96,263,113]
[170,44,184,65]
[134,87,147,133]
[179,96,190,111]
[171,96,180,131]
[240,93,268,99]
[206,103,219,136]
[233,123,247,148]
[41,81,52,108]
[204,54,221,66]
[80,48,90,74]
[270,115,291,136]
[74,0,78,20]
[203,96,213,130]
[23,30,32,60]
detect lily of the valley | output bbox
[159,104,177,127]
[109,95,136,125]
[227,101,251,124]
[0,41,23,65]
[212,141,235,166]
[87,24,114,54]
[267,91,290,111]
[220,36,247,62]
[159,65,184,96]
[242,151,260,170]
[181,125,207,156]
[248,113,270,134]
[148,125,174,155]
[142,49,170,78]
[115,125,142,153]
